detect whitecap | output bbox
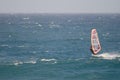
[45,50,49,53]
[49,21,60,28]
[1,44,9,47]
[24,60,37,64]
[38,24,42,27]
[67,19,72,22]
[17,45,25,48]
[49,24,60,28]
[13,61,23,66]
[92,52,120,60]
[8,22,11,24]
[102,32,110,37]
[23,17,29,20]
[8,35,11,38]
[13,59,37,65]
[41,58,57,64]
[41,58,56,62]
[80,38,84,40]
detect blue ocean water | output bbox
[0,14,120,80]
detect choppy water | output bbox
[0,14,120,80]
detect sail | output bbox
[91,29,101,55]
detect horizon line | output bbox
[0,12,120,14]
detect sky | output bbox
[0,0,120,13]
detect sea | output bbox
[0,13,120,80]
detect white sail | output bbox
[91,29,101,55]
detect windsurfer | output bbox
[90,29,101,55]
[90,46,94,54]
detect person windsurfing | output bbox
[90,29,101,55]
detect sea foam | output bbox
[92,52,120,60]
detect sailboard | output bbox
[90,29,101,55]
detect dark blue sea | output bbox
[0,13,120,80]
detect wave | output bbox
[11,58,57,65]
[0,44,9,47]
[2,58,57,66]
[23,17,29,20]
[92,52,120,60]
[0,44,12,48]
[40,58,57,64]
[17,45,25,48]
[13,61,23,66]
[1,52,120,66]
[12,60,37,66]
[41,58,56,62]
